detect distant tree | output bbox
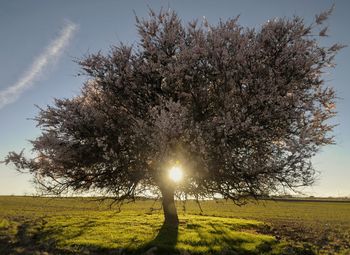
[4,8,343,226]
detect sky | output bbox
[0,0,349,197]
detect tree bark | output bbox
[160,185,179,227]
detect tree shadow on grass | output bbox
[0,217,316,255]
[0,220,74,255]
[128,222,179,255]
[183,222,279,255]
[0,217,178,255]
[0,217,103,255]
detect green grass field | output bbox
[0,196,349,254]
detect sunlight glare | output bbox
[169,166,183,182]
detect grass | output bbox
[0,196,349,254]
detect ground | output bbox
[0,196,349,254]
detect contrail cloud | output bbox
[0,21,78,109]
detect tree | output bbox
[4,8,343,227]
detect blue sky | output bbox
[0,0,349,196]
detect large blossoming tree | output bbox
[4,8,343,226]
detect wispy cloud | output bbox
[0,21,78,109]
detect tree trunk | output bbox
[160,185,179,227]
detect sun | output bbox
[169,166,183,182]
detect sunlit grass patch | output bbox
[35,212,277,254]
[41,212,161,250]
[0,219,10,228]
[175,215,275,254]
[0,218,18,238]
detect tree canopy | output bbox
[4,8,343,225]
